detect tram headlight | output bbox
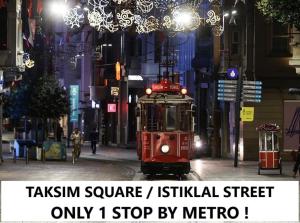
[181,88,187,95]
[194,135,202,149]
[161,145,170,154]
[146,88,152,95]
[195,140,202,149]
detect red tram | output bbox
[136,79,195,175]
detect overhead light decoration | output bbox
[206,10,220,26]
[136,0,153,13]
[112,0,128,4]
[23,53,35,68]
[212,24,223,36]
[135,15,159,34]
[89,0,109,8]
[63,8,84,28]
[207,0,225,36]
[62,0,221,35]
[117,9,135,29]
[172,6,202,31]
[163,16,172,29]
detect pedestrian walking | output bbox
[70,128,83,163]
[90,128,98,154]
[292,147,300,178]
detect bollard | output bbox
[42,148,45,163]
[25,146,29,164]
[13,148,16,163]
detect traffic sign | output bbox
[218,78,263,103]
[217,97,236,102]
[243,85,262,90]
[218,84,237,89]
[227,68,239,79]
[243,80,262,85]
[218,80,237,84]
[243,94,262,99]
[218,93,236,97]
[243,98,261,103]
[218,88,236,93]
[243,89,262,94]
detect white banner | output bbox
[1,181,299,222]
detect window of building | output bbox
[0,5,7,50]
[231,31,240,55]
[271,22,291,56]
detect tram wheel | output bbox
[258,167,260,175]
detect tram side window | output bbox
[144,104,164,131]
[179,104,191,131]
[166,106,176,131]
[266,133,272,151]
[274,135,279,151]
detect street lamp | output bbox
[219,9,238,34]
[49,1,69,16]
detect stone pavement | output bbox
[0,144,299,181]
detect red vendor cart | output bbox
[256,124,282,175]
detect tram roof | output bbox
[138,93,193,104]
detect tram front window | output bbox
[141,103,192,132]
[166,106,176,131]
[143,104,164,131]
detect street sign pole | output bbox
[234,72,243,167]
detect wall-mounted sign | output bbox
[115,62,121,81]
[128,75,143,81]
[107,103,117,113]
[241,107,254,122]
[70,85,79,122]
[111,87,120,96]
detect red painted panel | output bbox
[151,133,178,163]
[136,131,142,160]
[141,132,194,163]
[259,151,280,168]
[141,132,151,160]
[180,133,189,159]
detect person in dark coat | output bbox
[90,128,98,154]
[56,124,63,142]
[292,147,300,178]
